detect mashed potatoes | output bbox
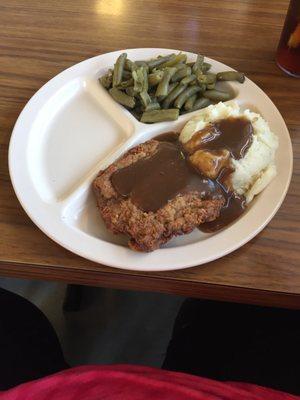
[179,101,278,203]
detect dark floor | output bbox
[0,278,183,367]
[1,277,300,396]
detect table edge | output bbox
[0,261,299,309]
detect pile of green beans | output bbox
[99,52,245,123]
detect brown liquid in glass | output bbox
[276,0,300,77]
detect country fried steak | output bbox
[93,140,224,252]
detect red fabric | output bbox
[0,365,298,400]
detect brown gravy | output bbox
[186,117,253,159]
[154,131,179,143]
[111,116,252,231]
[199,163,246,232]
[111,142,220,213]
[200,193,246,232]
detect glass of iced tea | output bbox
[276,0,300,77]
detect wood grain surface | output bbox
[0,0,299,308]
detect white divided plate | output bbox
[9,48,293,271]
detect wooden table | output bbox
[0,0,299,309]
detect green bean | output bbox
[184,94,197,111]
[132,66,148,93]
[195,82,207,92]
[131,108,143,121]
[142,66,148,92]
[174,86,202,109]
[162,84,188,109]
[175,63,187,71]
[135,61,149,71]
[132,69,142,92]
[202,62,212,73]
[99,69,113,89]
[205,72,216,83]
[155,67,176,97]
[159,53,187,68]
[197,72,216,85]
[181,74,196,85]
[139,91,151,108]
[206,82,216,90]
[158,82,178,101]
[146,54,175,70]
[203,89,233,101]
[148,70,164,86]
[167,82,178,92]
[145,101,161,111]
[133,66,150,106]
[196,73,206,84]
[122,70,132,80]
[124,59,137,71]
[140,109,179,123]
[112,53,127,87]
[149,90,157,99]
[109,87,135,108]
[171,66,191,82]
[116,78,134,89]
[216,71,245,83]
[191,97,211,111]
[192,55,204,73]
[101,52,246,122]
[125,87,136,97]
